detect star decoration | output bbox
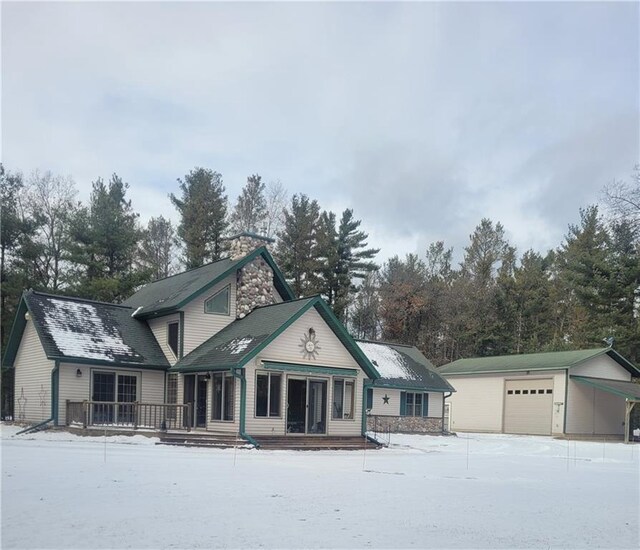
[382,394,390,404]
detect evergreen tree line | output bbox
[351,167,640,366]
[1,163,639,386]
[0,166,378,360]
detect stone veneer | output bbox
[229,234,273,260]
[367,415,444,434]
[227,233,278,319]
[236,257,277,319]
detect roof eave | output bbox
[55,356,169,370]
[136,247,296,319]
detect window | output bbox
[256,373,281,417]
[332,379,355,419]
[401,392,429,417]
[366,388,373,411]
[167,322,179,357]
[91,371,138,425]
[212,372,235,421]
[205,286,230,315]
[166,374,178,420]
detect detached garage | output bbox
[439,348,640,439]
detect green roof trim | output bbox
[2,294,30,368]
[571,376,640,401]
[262,361,359,377]
[170,296,380,380]
[125,247,295,318]
[439,348,640,377]
[3,290,170,371]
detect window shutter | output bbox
[366,388,373,410]
[399,392,406,416]
[423,393,429,417]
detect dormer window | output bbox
[205,285,230,316]
[167,321,179,357]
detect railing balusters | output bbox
[65,401,190,432]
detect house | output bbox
[3,233,453,446]
[356,340,455,434]
[439,349,640,441]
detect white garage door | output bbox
[503,379,554,435]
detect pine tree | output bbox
[230,174,267,234]
[350,272,381,340]
[315,211,339,305]
[138,216,176,280]
[275,194,320,297]
[170,168,228,268]
[68,174,143,302]
[333,209,379,322]
[558,206,611,347]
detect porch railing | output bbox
[66,400,192,431]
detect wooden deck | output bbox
[156,431,383,450]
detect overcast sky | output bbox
[3,1,638,263]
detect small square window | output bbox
[507,390,513,395]
[515,390,521,394]
[538,389,545,394]
[523,390,529,394]
[546,389,553,394]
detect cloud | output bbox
[2,1,638,263]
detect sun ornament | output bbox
[299,327,321,360]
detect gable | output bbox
[125,247,295,319]
[256,308,359,370]
[570,354,632,381]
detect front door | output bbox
[286,378,327,435]
[287,378,306,433]
[183,375,195,428]
[196,375,208,428]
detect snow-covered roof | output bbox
[357,341,418,380]
[356,340,455,392]
[21,291,169,368]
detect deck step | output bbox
[254,435,381,451]
[157,431,248,449]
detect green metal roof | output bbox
[123,247,295,318]
[170,297,380,379]
[439,348,640,377]
[571,376,640,401]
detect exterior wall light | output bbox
[76,369,82,378]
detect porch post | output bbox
[624,400,635,444]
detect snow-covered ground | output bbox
[1,424,638,549]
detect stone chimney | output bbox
[227,231,275,261]
[226,232,278,319]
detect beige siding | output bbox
[245,308,368,437]
[181,274,237,356]
[58,364,165,425]
[370,388,401,416]
[13,321,54,423]
[445,371,566,434]
[428,392,444,417]
[256,308,357,367]
[369,388,444,418]
[147,313,180,365]
[565,379,625,435]
[571,355,632,381]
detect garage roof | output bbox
[439,348,640,376]
[571,376,640,401]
